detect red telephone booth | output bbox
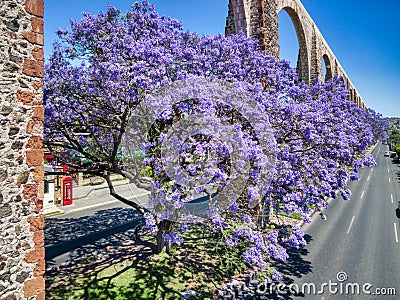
[63,176,73,206]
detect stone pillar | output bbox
[261,0,278,55]
[0,0,45,299]
[225,0,278,55]
[225,0,236,36]
[309,26,319,83]
[334,60,338,77]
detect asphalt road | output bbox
[284,142,400,299]
[44,184,146,264]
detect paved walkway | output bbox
[72,179,129,199]
[45,180,150,215]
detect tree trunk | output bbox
[104,174,148,215]
[257,201,271,229]
[156,220,173,254]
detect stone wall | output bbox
[0,0,45,299]
[225,0,366,108]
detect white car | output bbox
[384,151,390,157]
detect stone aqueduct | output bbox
[0,0,366,299]
[225,0,366,108]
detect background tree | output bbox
[389,129,400,155]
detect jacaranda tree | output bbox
[44,1,387,279]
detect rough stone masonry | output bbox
[0,0,45,299]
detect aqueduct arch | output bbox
[225,0,366,108]
[322,54,332,82]
[280,6,309,83]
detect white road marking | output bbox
[391,194,394,204]
[361,190,365,199]
[394,223,399,244]
[389,177,391,184]
[367,175,371,181]
[347,216,355,234]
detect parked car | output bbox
[384,151,390,157]
[390,152,397,158]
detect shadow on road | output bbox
[215,234,313,299]
[45,208,148,265]
[276,234,314,281]
[262,234,313,299]
[45,207,142,248]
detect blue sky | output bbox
[44,0,400,117]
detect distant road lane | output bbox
[290,142,400,299]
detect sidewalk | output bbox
[72,179,129,200]
[46,179,150,216]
